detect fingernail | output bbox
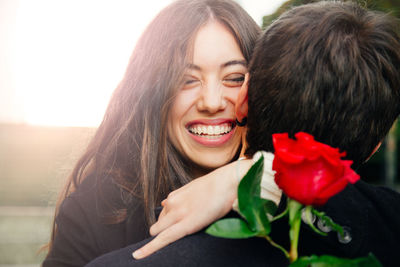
[132,250,142,259]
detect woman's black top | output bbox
[43,174,150,267]
[44,174,400,267]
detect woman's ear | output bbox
[235,73,249,122]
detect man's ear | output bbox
[235,73,249,122]
[365,142,382,162]
[368,142,382,159]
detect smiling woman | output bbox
[167,21,247,175]
[42,0,261,266]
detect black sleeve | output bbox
[297,180,400,267]
[86,181,400,267]
[52,177,400,267]
[85,232,289,267]
[346,181,400,262]
[43,175,149,267]
[43,196,101,267]
[352,180,400,239]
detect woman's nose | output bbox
[196,82,227,113]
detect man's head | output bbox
[240,1,400,167]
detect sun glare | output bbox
[10,0,285,127]
[13,0,170,127]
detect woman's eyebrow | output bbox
[187,63,201,71]
[186,60,247,71]
[221,60,247,68]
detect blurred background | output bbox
[0,0,398,266]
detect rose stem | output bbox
[288,199,302,262]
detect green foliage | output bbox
[301,206,326,236]
[262,0,316,29]
[206,154,383,265]
[205,218,258,238]
[362,0,400,18]
[262,0,400,29]
[290,253,382,267]
[312,209,343,236]
[237,156,276,234]
[288,200,302,244]
[206,156,277,238]
[395,120,400,136]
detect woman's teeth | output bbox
[188,123,232,137]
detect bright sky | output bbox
[0,0,286,127]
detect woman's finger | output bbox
[149,207,167,236]
[158,205,167,219]
[133,223,188,259]
[149,209,180,236]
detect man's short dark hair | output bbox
[246,1,400,167]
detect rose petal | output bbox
[341,160,360,183]
[272,132,359,206]
[314,177,349,205]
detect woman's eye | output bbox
[182,76,200,89]
[223,74,245,87]
[185,79,197,85]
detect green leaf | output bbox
[312,209,343,236]
[252,196,273,235]
[303,206,327,236]
[289,253,382,267]
[238,156,264,215]
[264,198,278,216]
[237,155,276,235]
[205,218,258,239]
[272,205,289,222]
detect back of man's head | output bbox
[246,1,400,167]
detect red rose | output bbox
[272,132,360,206]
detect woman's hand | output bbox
[132,159,253,259]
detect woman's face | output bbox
[168,21,246,176]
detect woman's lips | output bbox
[186,119,236,147]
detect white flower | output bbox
[232,151,282,212]
[253,151,282,205]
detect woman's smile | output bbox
[186,119,236,146]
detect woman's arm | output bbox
[133,153,282,260]
[132,159,254,259]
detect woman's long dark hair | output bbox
[47,0,260,251]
